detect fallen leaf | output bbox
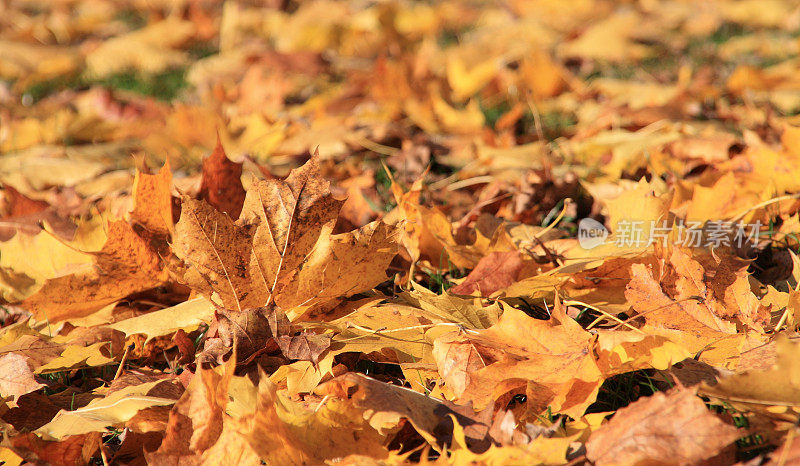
[316,372,483,447]
[198,137,246,219]
[625,258,737,337]
[173,155,397,314]
[236,375,389,464]
[449,251,523,296]
[701,337,800,406]
[131,160,174,236]
[432,303,602,418]
[21,220,168,323]
[36,381,179,440]
[0,353,45,406]
[8,432,100,466]
[109,297,215,343]
[586,388,739,465]
[146,358,236,463]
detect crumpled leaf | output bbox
[235,374,388,464]
[432,302,602,418]
[586,388,739,465]
[401,283,502,330]
[146,357,259,464]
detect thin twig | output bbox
[100,444,110,466]
[113,344,131,381]
[563,299,645,334]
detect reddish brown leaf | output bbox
[172,329,196,364]
[3,185,48,217]
[10,432,101,465]
[450,251,523,296]
[277,332,330,365]
[586,388,739,465]
[198,307,275,365]
[198,137,246,219]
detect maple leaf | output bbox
[146,357,261,464]
[21,220,168,323]
[235,374,388,464]
[432,301,602,419]
[171,154,398,316]
[586,388,739,465]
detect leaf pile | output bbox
[3,0,800,464]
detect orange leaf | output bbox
[131,159,174,235]
[22,220,167,323]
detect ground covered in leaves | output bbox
[3,0,800,464]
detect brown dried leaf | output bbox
[241,152,345,298]
[0,353,45,406]
[146,359,235,463]
[173,155,396,314]
[277,333,330,366]
[172,329,195,365]
[586,388,739,465]
[199,138,246,219]
[199,306,276,365]
[171,198,264,310]
[450,251,523,296]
